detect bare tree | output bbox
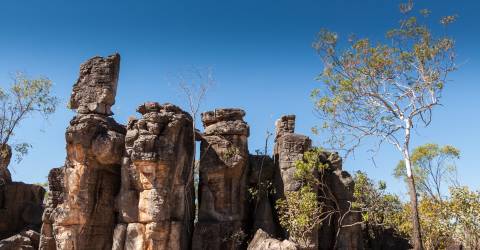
[311,2,457,249]
[172,67,214,231]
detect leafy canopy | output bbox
[0,72,58,162]
[311,6,456,156]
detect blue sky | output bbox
[1,0,478,197]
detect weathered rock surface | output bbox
[193,108,250,250]
[39,167,65,250]
[247,155,278,236]
[274,115,312,196]
[113,102,195,250]
[29,54,367,250]
[0,182,45,240]
[69,53,120,116]
[247,229,298,250]
[39,54,125,250]
[0,145,12,185]
[0,143,45,242]
[317,151,364,250]
[273,115,363,250]
[0,229,40,250]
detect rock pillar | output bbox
[39,54,126,250]
[113,102,195,250]
[193,108,249,250]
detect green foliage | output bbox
[356,170,480,249]
[449,186,480,249]
[276,186,323,248]
[394,143,460,199]
[311,2,456,159]
[293,147,328,185]
[353,171,404,230]
[0,72,58,162]
[276,148,327,247]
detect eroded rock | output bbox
[247,229,298,250]
[113,102,195,250]
[39,54,125,250]
[0,229,40,250]
[69,53,120,115]
[192,108,250,250]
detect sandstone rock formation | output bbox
[0,181,45,240]
[112,102,195,250]
[27,54,367,250]
[0,143,45,246]
[69,54,120,116]
[317,151,363,250]
[247,155,277,236]
[247,229,298,250]
[0,229,40,250]
[192,109,250,250]
[39,167,64,250]
[0,145,12,186]
[273,115,312,197]
[273,115,363,250]
[40,53,126,250]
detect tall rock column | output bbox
[273,115,363,250]
[39,54,126,250]
[113,102,195,250]
[273,115,315,246]
[273,115,312,197]
[193,109,249,250]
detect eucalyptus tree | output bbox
[0,72,57,174]
[395,143,460,201]
[311,2,456,248]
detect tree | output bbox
[0,72,57,183]
[353,171,404,231]
[449,186,480,249]
[394,143,460,201]
[311,2,456,248]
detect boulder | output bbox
[247,229,298,250]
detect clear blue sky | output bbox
[1,0,478,197]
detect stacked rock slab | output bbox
[193,109,249,250]
[112,102,195,250]
[39,54,126,250]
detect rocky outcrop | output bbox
[247,155,277,236]
[69,54,120,116]
[26,54,366,250]
[39,167,65,250]
[317,151,363,250]
[113,102,195,250]
[0,143,45,242]
[273,115,312,196]
[247,229,298,250]
[273,115,363,250]
[39,53,125,250]
[0,145,12,185]
[0,229,40,250]
[0,182,45,240]
[192,108,250,250]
